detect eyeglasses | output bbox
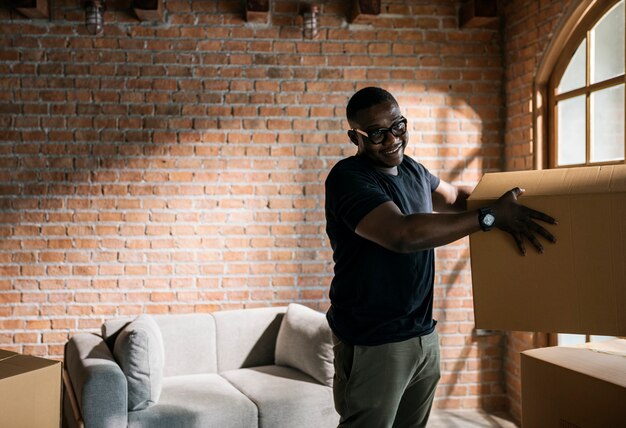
[352,117,408,145]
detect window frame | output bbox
[534,0,626,170]
[548,0,625,169]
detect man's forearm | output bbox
[392,211,482,253]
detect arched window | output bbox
[533,0,624,346]
[535,0,625,169]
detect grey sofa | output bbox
[63,304,339,428]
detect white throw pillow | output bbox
[113,314,165,410]
[275,303,334,387]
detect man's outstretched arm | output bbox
[355,184,557,255]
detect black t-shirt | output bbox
[325,155,441,346]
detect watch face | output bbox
[483,213,495,226]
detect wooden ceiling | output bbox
[9,0,499,29]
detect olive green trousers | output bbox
[332,330,440,428]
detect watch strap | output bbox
[478,207,495,232]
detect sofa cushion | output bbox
[221,365,338,428]
[274,303,334,387]
[102,317,133,350]
[213,306,285,372]
[127,374,258,428]
[113,314,165,411]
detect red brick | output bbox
[0,2,552,417]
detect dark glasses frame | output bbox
[351,117,408,145]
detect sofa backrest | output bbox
[153,313,218,377]
[101,306,287,377]
[213,306,286,372]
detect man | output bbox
[324,87,557,427]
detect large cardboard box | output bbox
[521,339,626,428]
[0,348,62,428]
[467,164,626,336]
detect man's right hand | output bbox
[492,187,557,256]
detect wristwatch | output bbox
[478,207,496,231]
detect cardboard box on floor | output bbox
[0,348,62,428]
[521,339,626,428]
[467,164,626,336]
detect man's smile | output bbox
[382,144,403,155]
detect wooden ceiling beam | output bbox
[245,0,270,23]
[132,0,163,21]
[459,0,499,28]
[11,0,49,19]
[349,0,380,24]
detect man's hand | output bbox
[493,187,557,256]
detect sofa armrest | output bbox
[64,333,127,428]
[63,366,84,428]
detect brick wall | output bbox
[501,0,575,422]
[1,0,507,411]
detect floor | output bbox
[429,410,519,427]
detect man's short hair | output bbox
[346,87,398,122]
